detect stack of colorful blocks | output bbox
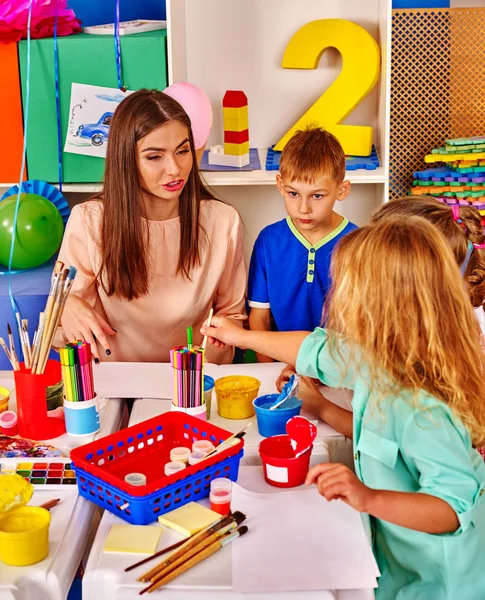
[411,137,485,225]
[208,91,250,168]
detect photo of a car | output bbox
[75,112,113,146]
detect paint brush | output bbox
[203,423,251,460]
[39,498,60,510]
[201,308,213,352]
[6,324,19,370]
[145,519,244,586]
[30,312,45,374]
[0,337,15,370]
[125,538,189,573]
[15,312,28,367]
[141,526,249,594]
[138,511,246,582]
[22,319,32,367]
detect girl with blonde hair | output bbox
[201,217,485,599]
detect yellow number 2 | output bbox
[274,19,380,157]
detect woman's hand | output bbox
[200,316,247,349]
[306,463,375,513]
[61,295,116,361]
[275,364,296,392]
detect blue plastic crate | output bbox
[71,412,244,525]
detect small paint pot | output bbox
[215,375,261,419]
[210,478,232,515]
[63,395,99,436]
[0,386,10,414]
[0,411,18,436]
[253,394,302,437]
[188,451,206,466]
[204,375,215,419]
[164,461,186,476]
[124,472,146,486]
[170,447,191,463]
[192,439,214,455]
[259,434,312,488]
[170,403,207,421]
[0,507,51,566]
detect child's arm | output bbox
[248,308,274,363]
[201,316,308,366]
[306,464,459,534]
[298,378,353,438]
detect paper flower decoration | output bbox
[0,0,81,43]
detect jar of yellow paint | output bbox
[0,506,51,566]
[0,386,10,414]
[215,375,261,419]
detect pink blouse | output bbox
[58,199,247,364]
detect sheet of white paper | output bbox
[64,83,133,158]
[231,483,379,593]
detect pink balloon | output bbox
[164,83,213,150]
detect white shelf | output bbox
[0,150,387,193]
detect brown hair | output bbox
[325,217,485,446]
[279,128,346,184]
[95,89,213,300]
[372,196,485,310]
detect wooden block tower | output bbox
[208,90,250,168]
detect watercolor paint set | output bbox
[0,459,77,485]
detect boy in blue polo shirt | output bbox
[248,128,357,361]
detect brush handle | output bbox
[139,515,230,582]
[144,541,221,594]
[148,524,234,584]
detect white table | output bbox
[0,371,125,600]
[84,467,376,600]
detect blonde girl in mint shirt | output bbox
[202,217,485,600]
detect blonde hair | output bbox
[279,127,346,183]
[325,217,485,446]
[372,196,485,310]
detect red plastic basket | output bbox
[70,412,244,524]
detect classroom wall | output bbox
[67,0,166,27]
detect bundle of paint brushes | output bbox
[60,341,95,402]
[0,261,76,373]
[125,511,248,594]
[170,328,205,409]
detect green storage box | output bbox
[19,31,168,184]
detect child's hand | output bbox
[306,463,375,513]
[275,365,296,392]
[200,316,247,349]
[298,377,332,420]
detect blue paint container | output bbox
[63,396,100,436]
[253,393,302,437]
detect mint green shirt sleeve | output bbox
[296,328,356,389]
[399,403,485,533]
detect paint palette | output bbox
[0,459,77,485]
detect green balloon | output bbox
[0,193,64,270]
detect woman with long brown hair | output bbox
[58,89,246,363]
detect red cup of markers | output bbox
[14,359,66,440]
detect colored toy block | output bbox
[224,141,250,156]
[446,136,485,146]
[224,129,249,144]
[223,107,248,121]
[445,143,485,153]
[265,145,380,172]
[223,115,249,132]
[200,147,260,172]
[0,43,26,183]
[223,90,248,109]
[208,145,249,168]
[425,151,485,163]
